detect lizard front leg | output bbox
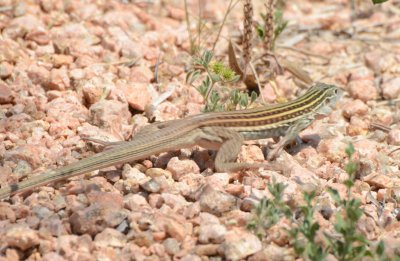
[197,127,267,172]
[267,117,313,160]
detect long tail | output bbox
[0,129,198,200]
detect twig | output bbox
[276,45,331,60]
[211,0,240,52]
[154,51,161,84]
[184,0,195,54]
[369,122,392,133]
[197,0,203,50]
[249,62,265,103]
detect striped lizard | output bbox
[0,82,341,200]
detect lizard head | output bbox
[312,82,343,116]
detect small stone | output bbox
[388,129,400,146]
[4,225,40,250]
[163,238,180,256]
[0,203,16,222]
[69,203,128,236]
[164,218,188,241]
[0,81,13,104]
[46,67,71,91]
[25,30,50,45]
[89,99,131,132]
[249,244,295,261]
[199,185,237,216]
[221,228,262,261]
[51,54,74,68]
[238,145,265,164]
[347,116,369,136]
[348,79,378,102]
[94,228,127,248]
[198,223,227,244]
[124,194,150,211]
[225,184,244,197]
[119,82,154,111]
[363,173,394,189]
[381,77,400,100]
[146,168,171,178]
[167,157,200,181]
[27,64,50,85]
[194,244,220,256]
[0,62,13,79]
[140,179,161,193]
[342,99,368,119]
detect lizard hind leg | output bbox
[198,127,268,173]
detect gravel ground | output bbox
[0,0,400,260]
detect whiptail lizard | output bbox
[0,82,341,200]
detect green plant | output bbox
[257,8,288,50]
[247,143,387,260]
[186,50,257,112]
[325,143,384,260]
[289,192,326,261]
[246,182,291,239]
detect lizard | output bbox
[0,82,341,200]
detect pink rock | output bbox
[0,81,13,104]
[166,157,200,181]
[388,129,400,146]
[205,172,230,190]
[0,203,16,222]
[317,137,347,162]
[56,234,93,259]
[250,244,294,261]
[51,54,74,68]
[89,99,131,135]
[198,223,227,244]
[0,61,13,79]
[4,144,51,169]
[86,191,124,209]
[69,203,129,236]
[124,194,150,211]
[381,77,400,100]
[119,82,154,111]
[238,145,265,165]
[42,253,64,261]
[167,6,185,20]
[25,30,50,45]
[154,101,181,121]
[81,75,114,105]
[261,83,278,103]
[268,218,291,246]
[363,172,394,189]
[158,216,189,241]
[199,185,237,216]
[94,228,127,248]
[310,41,333,55]
[347,116,369,136]
[364,50,382,72]
[342,99,368,119]
[129,65,154,83]
[46,67,71,91]
[349,66,374,81]
[348,79,378,102]
[225,184,244,196]
[4,14,45,39]
[3,225,40,251]
[161,193,190,211]
[221,227,262,260]
[27,64,50,85]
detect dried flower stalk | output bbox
[264,0,274,51]
[242,0,253,75]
